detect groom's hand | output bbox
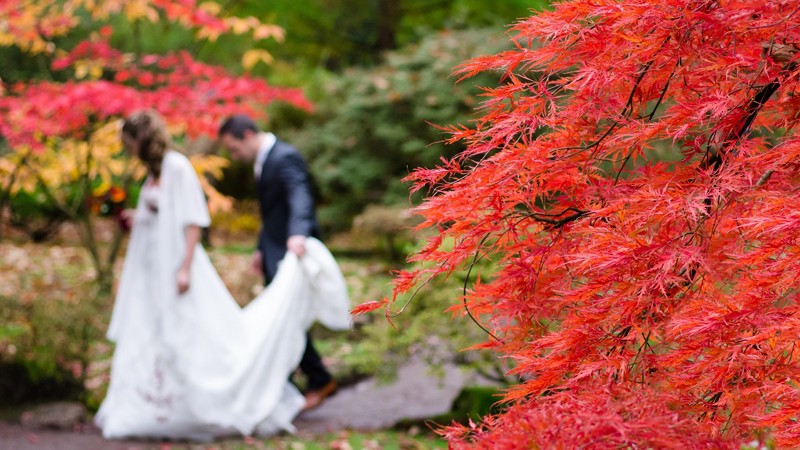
[287,235,306,258]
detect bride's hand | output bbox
[119,209,136,230]
[251,251,263,275]
[177,266,190,295]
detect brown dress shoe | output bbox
[302,380,338,411]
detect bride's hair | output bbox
[122,110,171,179]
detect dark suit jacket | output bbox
[256,140,320,281]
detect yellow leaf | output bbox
[253,24,285,42]
[89,63,103,80]
[242,49,273,70]
[229,17,250,35]
[90,121,123,148]
[196,27,222,42]
[199,1,222,15]
[93,180,110,197]
[124,1,159,23]
[30,40,54,54]
[190,154,230,180]
[0,160,14,174]
[75,61,89,79]
[86,0,124,20]
[190,155,232,214]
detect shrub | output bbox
[279,28,512,232]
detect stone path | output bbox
[0,360,474,450]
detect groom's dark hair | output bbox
[218,114,259,139]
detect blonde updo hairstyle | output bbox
[122,110,170,179]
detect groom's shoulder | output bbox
[272,140,303,160]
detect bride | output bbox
[94,110,350,441]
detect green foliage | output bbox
[5,190,68,242]
[0,46,60,84]
[396,385,504,429]
[209,199,261,236]
[340,242,512,385]
[0,293,101,404]
[231,0,546,73]
[253,429,447,449]
[279,28,512,231]
[351,204,421,261]
[0,361,83,405]
[445,386,504,422]
[0,241,112,406]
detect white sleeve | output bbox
[174,154,211,228]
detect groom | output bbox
[218,114,337,411]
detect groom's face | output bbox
[220,132,255,162]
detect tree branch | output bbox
[527,207,588,228]
[0,150,32,240]
[703,58,796,172]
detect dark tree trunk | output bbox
[374,0,402,52]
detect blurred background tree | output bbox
[235,0,541,70]
[0,0,309,287]
[0,0,305,402]
[0,0,551,420]
[213,0,550,233]
[282,27,511,232]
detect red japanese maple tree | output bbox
[374,0,800,448]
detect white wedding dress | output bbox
[94,151,350,441]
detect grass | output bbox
[252,429,448,449]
